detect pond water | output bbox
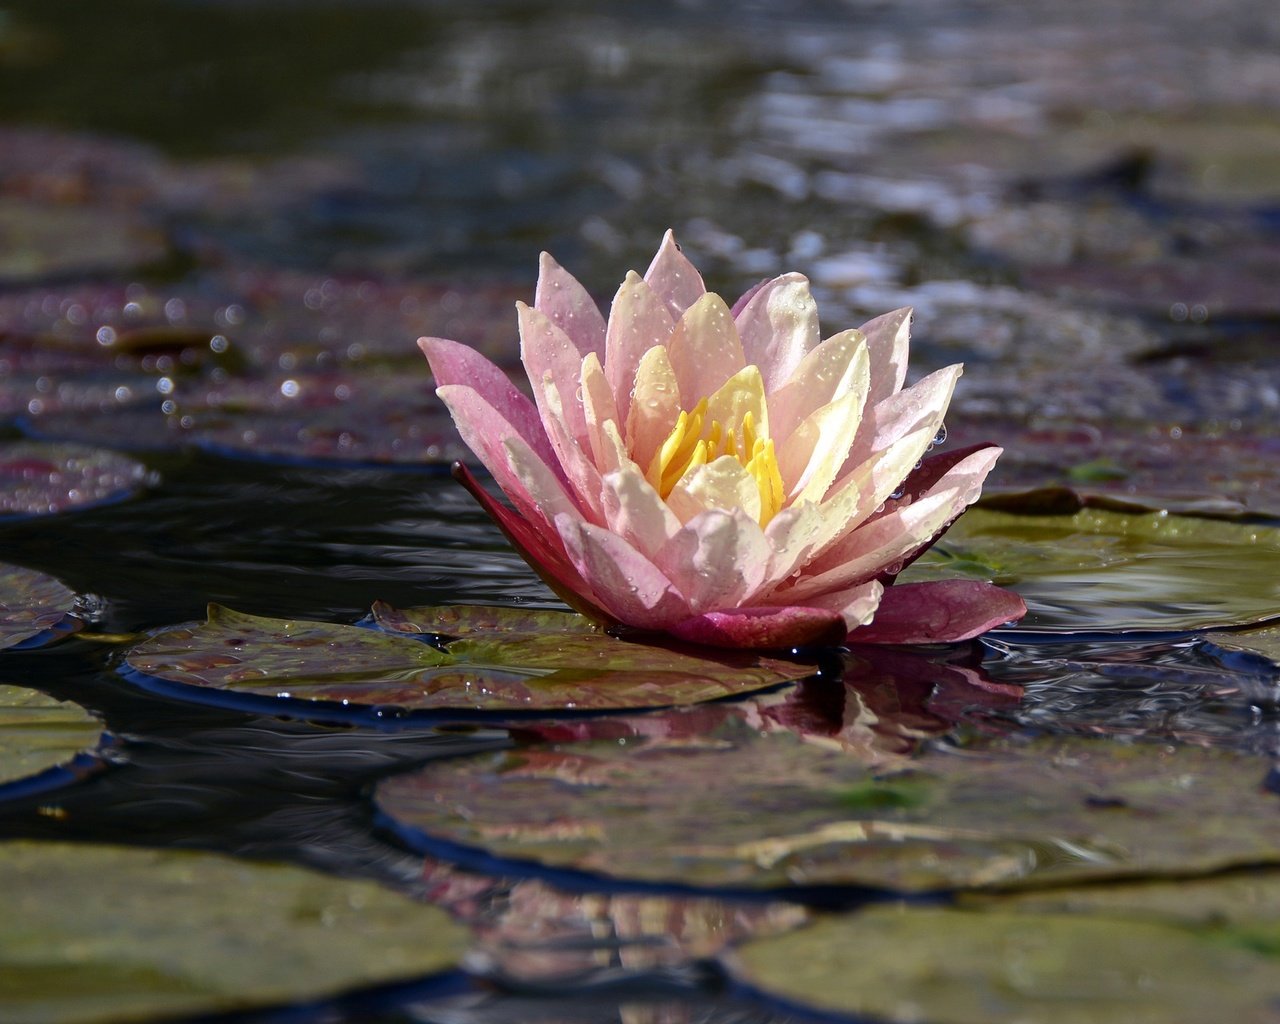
[2,1,1280,1021]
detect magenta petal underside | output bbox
[846,580,1027,645]
[668,605,849,650]
[451,462,615,625]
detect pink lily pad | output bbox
[0,440,151,519]
[0,562,79,650]
[376,725,1280,894]
[123,604,811,718]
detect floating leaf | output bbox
[0,841,467,1023]
[0,685,102,787]
[905,507,1280,632]
[0,563,78,650]
[124,604,809,717]
[0,441,151,519]
[378,726,1280,893]
[1202,624,1280,667]
[729,902,1280,1024]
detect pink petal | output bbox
[451,462,613,624]
[556,515,690,630]
[730,278,769,317]
[655,509,769,614]
[419,337,557,471]
[859,307,912,406]
[535,251,606,359]
[599,465,682,555]
[518,302,589,452]
[643,230,707,320]
[734,272,820,391]
[846,580,1026,644]
[605,271,675,425]
[669,605,848,649]
[665,293,746,406]
[768,328,870,443]
[843,364,961,474]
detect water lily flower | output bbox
[420,232,1025,649]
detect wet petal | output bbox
[734,273,820,391]
[704,364,769,443]
[667,456,762,525]
[845,364,961,474]
[768,328,870,443]
[778,388,867,506]
[518,301,590,453]
[600,465,681,555]
[605,272,675,426]
[802,579,884,629]
[579,352,621,471]
[655,509,769,613]
[556,516,690,629]
[859,306,912,406]
[847,580,1027,644]
[668,604,847,649]
[625,344,682,475]
[420,336,556,469]
[665,293,746,405]
[535,251,606,359]
[643,229,707,319]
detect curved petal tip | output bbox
[846,579,1027,645]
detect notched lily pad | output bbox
[123,604,809,718]
[0,684,102,789]
[0,841,467,1024]
[729,902,1280,1024]
[0,441,151,519]
[376,726,1280,894]
[906,507,1280,632]
[0,563,79,650]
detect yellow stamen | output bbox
[647,394,785,525]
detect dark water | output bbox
[2,1,1280,1021]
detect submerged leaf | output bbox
[906,507,1280,632]
[124,604,810,715]
[377,726,1280,893]
[0,841,466,1024]
[0,685,102,786]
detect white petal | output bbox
[600,465,681,555]
[654,509,769,613]
[665,293,746,406]
[666,456,762,525]
[777,388,867,506]
[625,345,682,477]
[605,272,674,426]
[860,306,912,406]
[768,328,869,442]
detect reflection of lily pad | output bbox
[0,841,466,1024]
[124,604,808,718]
[905,507,1280,632]
[0,563,78,650]
[377,725,1280,893]
[0,684,102,787]
[0,441,151,519]
[730,902,1280,1024]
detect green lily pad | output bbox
[123,604,808,716]
[0,563,78,650]
[729,903,1280,1024]
[1202,624,1280,666]
[0,685,102,786]
[377,725,1280,893]
[905,507,1280,632]
[0,840,467,1024]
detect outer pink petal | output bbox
[451,462,613,624]
[643,230,707,320]
[556,515,691,630]
[730,278,768,317]
[518,302,590,453]
[605,272,675,425]
[534,251,606,359]
[859,307,912,406]
[669,605,848,649]
[733,272,820,392]
[419,336,558,473]
[846,580,1026,644]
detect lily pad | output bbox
[377,726,1280,894]
[0,685,102,787]
[1202,624,1280,667]
[0,441,151,519]
[905,507,1280,632]
[0,563,78,650]
[729,902,1280,1024]
[123,604,809,718]
[0,840,467,1024]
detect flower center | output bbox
[647,398,785,525]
